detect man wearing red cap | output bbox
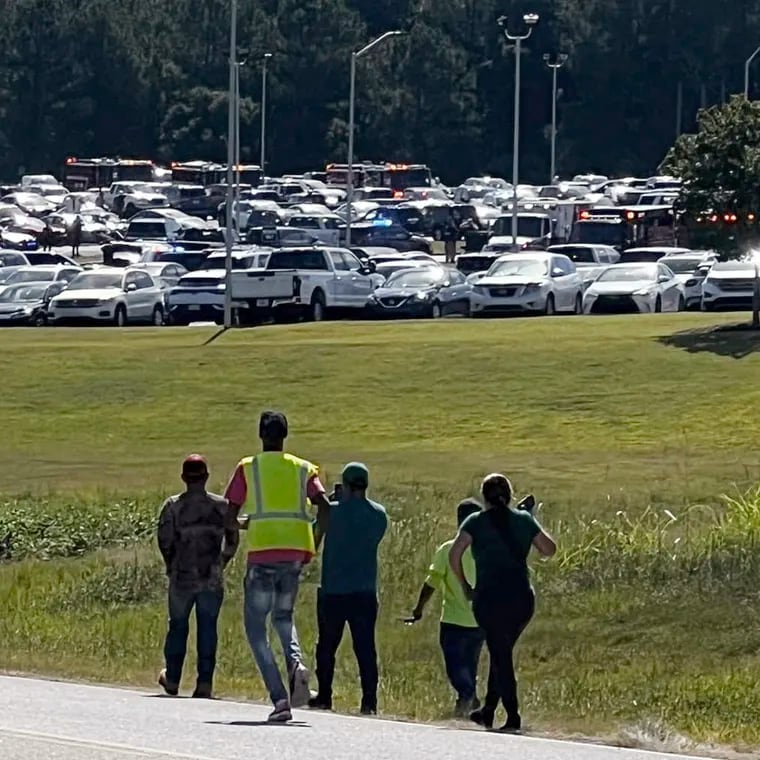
[156,455,239,698]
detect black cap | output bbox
[259,410,288,440]
[457,498,482,526]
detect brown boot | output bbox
[158,669,179,696]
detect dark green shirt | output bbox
[459,508,541,597]
[320,496,388,595]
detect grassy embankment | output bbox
[2,315,760,751]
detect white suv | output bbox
[48,267,166,326]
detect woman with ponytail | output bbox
[449,473,556,733]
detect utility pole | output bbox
[543,53,568,184]
[223,0,237,329]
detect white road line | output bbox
[0,727,223,760]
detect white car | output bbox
[4,265,82,286]
[48,267,166,326]
[659,251,718,309]
[702,261,759,311]
[469,252,584,317]
[583,263,685,314]
[126,262,188,289]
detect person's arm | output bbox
[221,499,240,567]
[156,498,175,576]
[449,530,474,599]
[411,583,435,621]
[532,526,557,558]
[307,475,331,549]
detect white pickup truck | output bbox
[166,249,271,325]
[230,246,381,323]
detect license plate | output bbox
[188,305,201,311]
[256,299,269,307]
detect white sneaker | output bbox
[268,699,293,723]
[289,663,311,708]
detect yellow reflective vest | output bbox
[240,452,318,555]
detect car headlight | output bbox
[472,285,486,294]
[522,283,542,294]
[633,287,655,296]
[414,291,431,301]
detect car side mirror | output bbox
[552,268,564,277]
[658,275,670,283]
[125,282,137,292]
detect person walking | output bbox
[309,463,388,715]
[449,474,556,733]
[408,498,491,716]
[156,455,239,699]
[225,410,332,723]
[69,215,82,257]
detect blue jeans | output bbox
[163,587,224,687]
[439,622,485,702]
[243,562,304,705]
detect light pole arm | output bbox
[356,30,404,59]
[745,44,760,98]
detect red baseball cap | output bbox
[182,454,208,480]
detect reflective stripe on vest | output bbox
[241,453,316,555]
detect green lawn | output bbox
[2,315,760,752]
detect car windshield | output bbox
[488,258,548,277]
[68,272,123,289]
[552,247,596,263]
[385,269,444,288]
[661,258,702,274]
[597,265,656,282]
[0,284,48,302]
[9,270,55,283]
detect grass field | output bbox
[2,315,760,752]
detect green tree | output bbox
[662,95,760,326]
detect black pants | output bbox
[473,589,535,720]
[439,623,485,702]
[315,590,378,707]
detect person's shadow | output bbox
[205,720,310,728]
[657,322,760,359]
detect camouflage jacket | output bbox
[157,488,239,593]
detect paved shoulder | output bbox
[0,676,699,760]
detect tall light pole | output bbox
[745,44,760,98]
[234,60,244,215]
[543,52,568,185]
[499,13,539,246]
[346,30,405,247]
[223,0,237,329]
[260,53,272,175]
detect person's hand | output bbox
[400,608,422,625]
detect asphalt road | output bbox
[0,676,705,760]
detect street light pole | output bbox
[260,53,272,175]
[234,61,242,213]
[499,13,539,247]
[223,0,237,329]
[543,53,568,185]
[346,29,405,247]
[745,44,760,98]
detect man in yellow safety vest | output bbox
[225,410,331,723]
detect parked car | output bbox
[659,251,718,309]
[583,262,685,314]
[0,281,66,326]
[0,251,29,267]
[547,244,621,290]
[4,264,82,286]
[469,252,583,317]
[702,261,759,311]
[126,262,188,289]
[349,223,432,254]
[367,266,471,319]
[618,246,691,263]
[48,267,166,326]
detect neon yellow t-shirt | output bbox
[425,539,478,628]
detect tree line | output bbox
[2,0,760,184]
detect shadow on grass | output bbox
[657,321,760,359]
[205,720,310,728]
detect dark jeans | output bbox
[473,589,535,720]
[439,623,485,702]
[163,587,224,687]
[315,590,378,708]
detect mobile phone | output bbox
[516,494,536,513]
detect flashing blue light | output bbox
[372,218,393,227]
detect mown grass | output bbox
[2,316,760,750]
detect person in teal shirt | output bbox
[309,462,388,715]
[409,499,494,716]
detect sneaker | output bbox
[158,669,178,697]
[359,699,377,716]
[494,715,522,734]
[268,699,293,723]
[308,695,333,710]
[470,706,495,730]
[192,683,213,699]
[289,663,311,708]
